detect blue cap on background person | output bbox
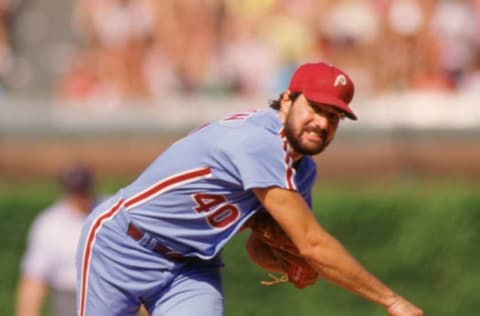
[59,164,94,194]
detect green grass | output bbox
[1,179,479,315]
[0,181,57,316]
[222,180,480,316]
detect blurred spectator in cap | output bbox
[59,163,94,196]
[15,163,96,316]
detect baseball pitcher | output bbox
[76,62,423,316]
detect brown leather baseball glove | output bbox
[246,211,319,289]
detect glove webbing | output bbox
[260,273,289,286]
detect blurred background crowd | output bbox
[1,0,480,107]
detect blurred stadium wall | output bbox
[1,0,479,182]
[1,92,480,181]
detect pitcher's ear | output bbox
[281,90,291,102]
[279,91,293,119]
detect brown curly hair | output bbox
[268,92,301,110]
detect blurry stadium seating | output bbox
[1,0,479,180]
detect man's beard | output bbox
[284,121,330,156]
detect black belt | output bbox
[127,223,187,262]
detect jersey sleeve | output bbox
[221,127,298,191]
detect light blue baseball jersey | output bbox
[77,108,318,316]
[119,108,316,259]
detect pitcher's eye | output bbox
[309,101,342,123]
[327,111,341,123]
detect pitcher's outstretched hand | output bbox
[387,296,424,316]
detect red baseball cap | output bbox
[288,62,357,120]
